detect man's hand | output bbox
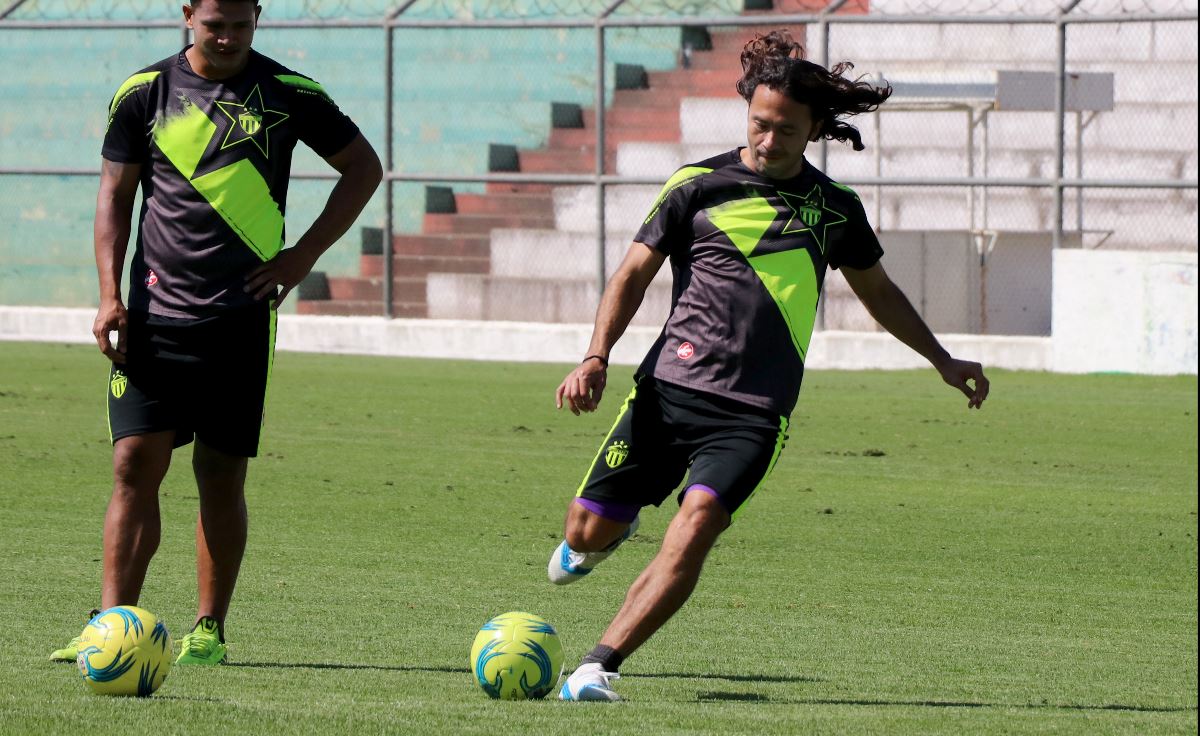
[93,298,128,364]
[556,357,608,415]
[245,246,319,306]
[936,357,990,409]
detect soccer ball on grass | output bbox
[469,611,564,700]
[76,606,172,697]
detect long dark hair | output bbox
[736,30,892,151]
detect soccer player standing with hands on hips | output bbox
[549,30,989,701]
[50,0,381,665]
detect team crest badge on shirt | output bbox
[239,108,263,136]
[778,185,848,254]
[605,440,630,468]
[110,370,128,399]
[676,341,695,360]
[215,83,289,158]
[145,269,158,287]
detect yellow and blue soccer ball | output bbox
[470,611,564,700]
[76,606,172,697]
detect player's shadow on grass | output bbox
[799,699,1195,714]
[694,695,1195,714]
[227,662,468,674]
[642,671,823,684]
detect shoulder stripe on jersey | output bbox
[829,181,861,201]
[274,74,333,102]
[642,166,713,225]
[108,71,160,127]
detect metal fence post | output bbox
[594,2,628,303]
[1053,0,1083,251]
[383,19,395,317]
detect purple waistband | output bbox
[575,497,640,523]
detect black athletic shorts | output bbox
[576,376,789,519]
[107,301,276,458]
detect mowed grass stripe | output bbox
[1,342,1195,734]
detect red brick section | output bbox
[299,1,867,317]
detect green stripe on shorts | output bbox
[732,413,790,519]
[575,383,639,497]
[256,303,279,456]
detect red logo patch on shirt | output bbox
[145,270,158,287]
[676,341,695,360]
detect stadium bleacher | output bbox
[1,0,1194,329]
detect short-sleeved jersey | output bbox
[103,47,360,318]
[634,148,883,417]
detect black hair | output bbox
[736,30,892,151]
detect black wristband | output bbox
[582,354,609,368]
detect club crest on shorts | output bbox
[605,440,630,468]
[110,370,128,399]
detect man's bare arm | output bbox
[93,158,142,363]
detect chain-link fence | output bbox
[1,0,1195,335]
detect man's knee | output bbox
[112,433,173,491]
[565,507,630,552]
[678,489,730,537]
[192,441,248,489]
[659,491,729,566]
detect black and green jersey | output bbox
[103,47,360,318]
[635,148,883,417]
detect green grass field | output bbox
[1,342,1196,734]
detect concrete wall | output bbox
[5,249,1195,374]
[1052,249,1198,374]
[824,230,1070,337]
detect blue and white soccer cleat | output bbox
[559,662,622,702]
[547,516,640,585]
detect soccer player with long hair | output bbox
[549,30,989,701]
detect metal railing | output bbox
[1,1,1196,318]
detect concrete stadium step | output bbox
[327,276,428,303]
[582,105,682,129]
[485,181,559,195]
[551,185,662,234]
[829,22,1195,66]
[422,212,556,234]
[387,234,492,258]
[744,0,849,14]
[678,96,1199,154]
[425,273,672,326]
[610,87,733,112]
[615,142,733,177]
[518,148,618,174]
[362,254,491,278]
[486,228,675,284]
[454,192,554,216]
[646,69,743,96]
[295,300,426,318]
[550,125,681,147]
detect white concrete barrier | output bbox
[4,249,1194,375]
[0,305,1050,372]
[1052,249,1198,374]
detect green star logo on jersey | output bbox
[215,84,289,158]
[778,185,847,255]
